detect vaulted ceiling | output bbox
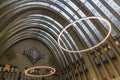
[0,0,120,79]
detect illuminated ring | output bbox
[25,66,56,77]
[58,16,112,53]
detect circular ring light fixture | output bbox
[58,16,112,53]
[25,66,56,77]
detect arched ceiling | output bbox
[0,0,120,73]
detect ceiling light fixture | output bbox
[24,66,56,77]
[58,16,112,53]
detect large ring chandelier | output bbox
[24,66,56,77]
[58,16,112,53]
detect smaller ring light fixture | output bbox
[58,16,112,53]
[25,66,56,77]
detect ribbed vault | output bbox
[0,0,120,80]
